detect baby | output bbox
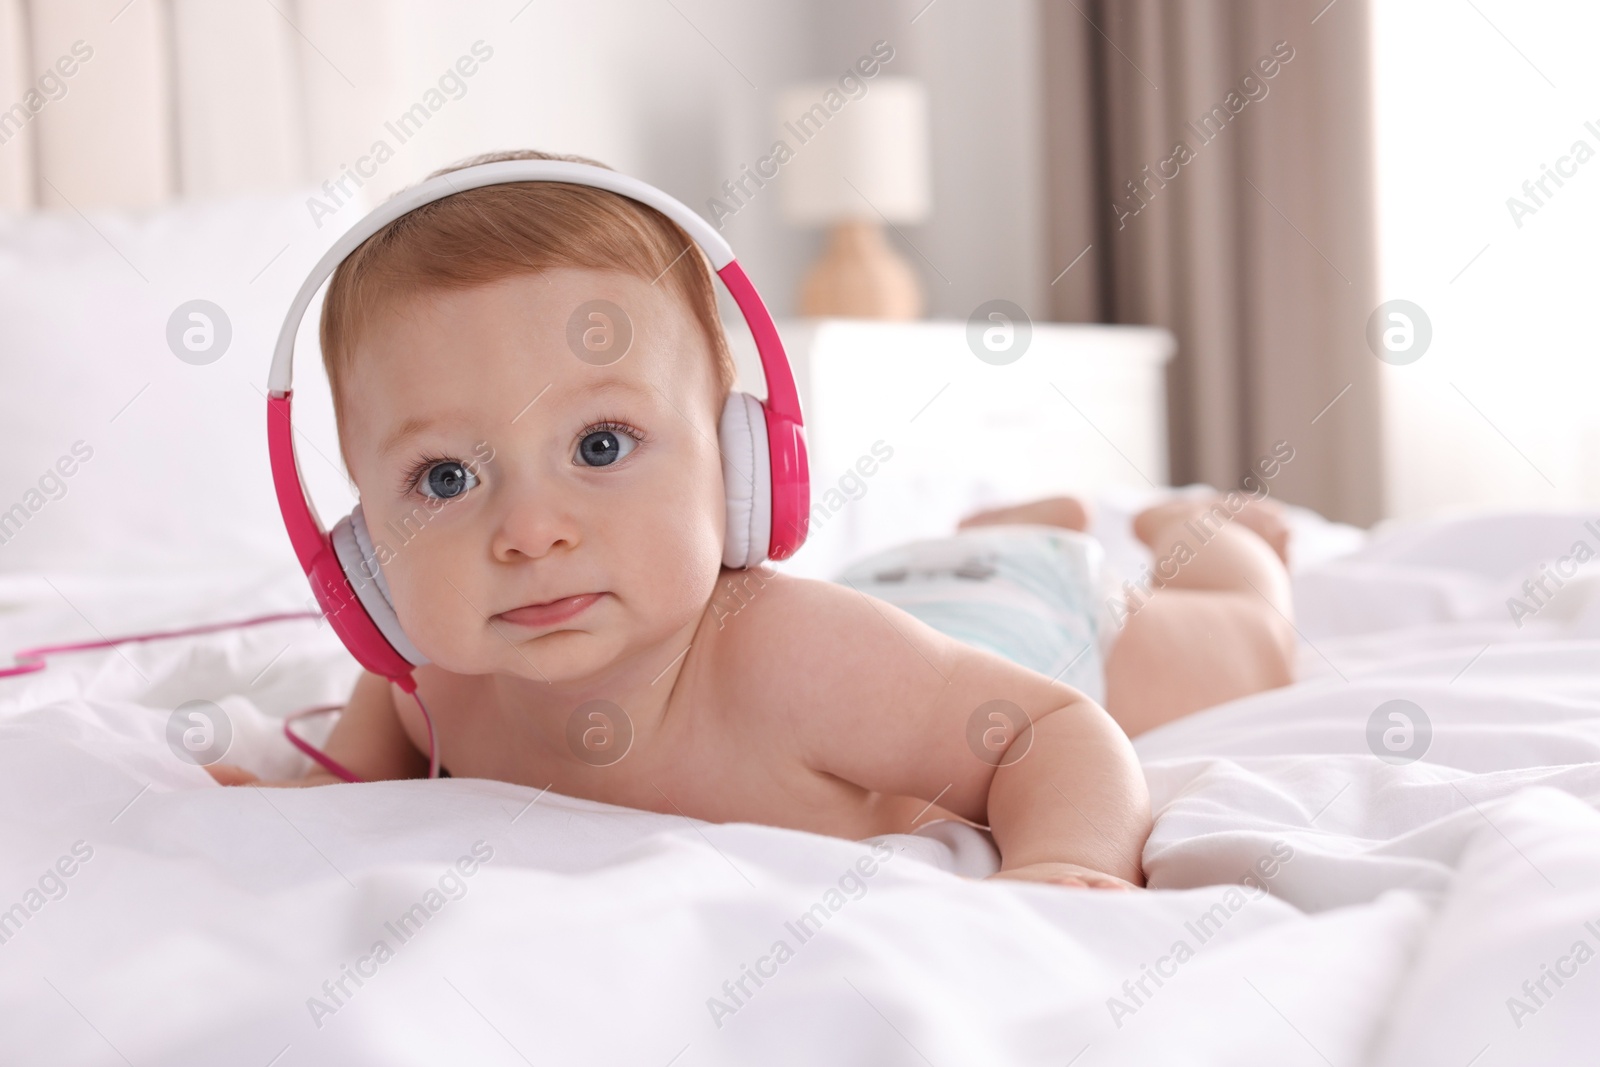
[209,150,1299,891]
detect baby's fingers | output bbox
[990,861,1141,891]
[205,763,260,786]
[1077,872,1137,891]
[1047,873,1130,890]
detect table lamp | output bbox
[777,76,931,319]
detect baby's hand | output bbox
[205,763,343,788]
[205,763,260,786]
[988,861,1139,891]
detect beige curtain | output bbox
[1040,0,1385,527]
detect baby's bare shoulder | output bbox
[700,567,1087,817]
[707,568,959,708]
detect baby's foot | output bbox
[1133,493,1291,566]
[958,495,1093,533]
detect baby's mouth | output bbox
[493,593,606,630]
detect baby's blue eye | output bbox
[575,429,637,467]
[420,460,477,499]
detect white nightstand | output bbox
[727,318,1175,579]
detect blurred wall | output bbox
[0,0,1048,321]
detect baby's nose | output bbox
[490,490,582,562]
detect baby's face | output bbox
[340,268,728,684]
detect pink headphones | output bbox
[266,160,810,696]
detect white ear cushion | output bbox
[719,391,772,569]
[330,505,429,666]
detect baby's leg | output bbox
[1103,495,1297,736]
[958,495,1092,533]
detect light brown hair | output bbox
[319,149,736,438]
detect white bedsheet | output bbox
[1,502,1598,1065]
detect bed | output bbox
[8,3,1597,1058]
[2,486,1598,1065]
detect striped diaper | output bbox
[833,523,1119,707]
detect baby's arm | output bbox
[981,697,1149,887]
[725,576,1150,885]
[206,670,428,787]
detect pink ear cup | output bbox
[269,393,417,690]
[716,260,809,562]
[331,505,429,666]
[763,403,809,560]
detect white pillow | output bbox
[0,192,360,577]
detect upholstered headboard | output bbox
[0,0,651,213]
[0,0,312,210]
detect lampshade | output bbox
[777,76,931,226]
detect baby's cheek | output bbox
[381,565,483,671]
[420,600,502,673]
[638,527,724,626]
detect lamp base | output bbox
[799,219,923,320]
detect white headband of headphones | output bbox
[267,159,735,398]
